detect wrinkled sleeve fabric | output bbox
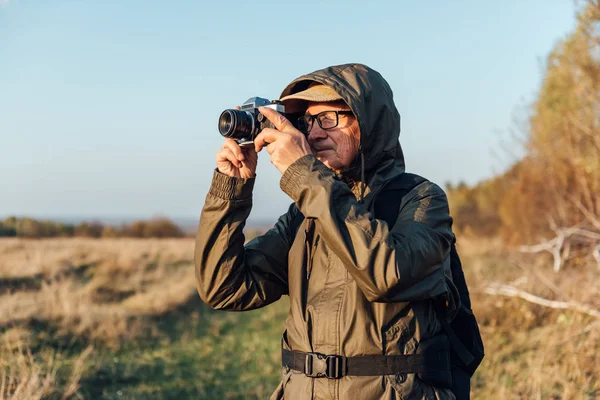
[195,169,294,311]
[281,155,454,303]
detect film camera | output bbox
[218,97,285,147]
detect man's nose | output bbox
[307,125,328,142]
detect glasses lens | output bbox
[318,111,338,130]
[297,115,312,133]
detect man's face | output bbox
[303,101,360,173]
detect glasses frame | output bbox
[297,110,354,134]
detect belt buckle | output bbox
[304,353,346,379]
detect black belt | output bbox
[282,348,451,379]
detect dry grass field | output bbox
[0,237,598,399]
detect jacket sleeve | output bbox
[194,170,295,311]
[280,155,454,303]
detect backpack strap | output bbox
[434,294,475,367]
[372,173,427,227]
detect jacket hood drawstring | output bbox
[359,147,366,204]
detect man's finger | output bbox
[217,147,242,168]
[223,138,245,161]
[258,106,294,132]
[254,128,282,152]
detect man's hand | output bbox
[254,107,312,175]
[216,138,258,179]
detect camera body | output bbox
[218,97,285,147]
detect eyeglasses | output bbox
[297,110,354,134]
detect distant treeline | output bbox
[0,216,186,238]
[446,1,600,247]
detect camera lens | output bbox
[218,109,254,139]
[219,111,234,135]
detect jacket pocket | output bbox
[382,308,417,355]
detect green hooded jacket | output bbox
[195,63,458,400]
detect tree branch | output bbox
[567,194,600,232]
[484,282,600,318]
[593,244,600,269]
[520,224,600,272]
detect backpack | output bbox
[373,172,485,400]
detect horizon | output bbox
[0,213,276,229]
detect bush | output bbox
[0,217,186,239]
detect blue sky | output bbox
[0,0,578,224]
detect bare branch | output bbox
[520,233,565,272]
[519,239,559,253]
[484,282,600,318]
[552,235,564,272]
[548,215,559,233]
[570,228,600,241]
[520,224,600,272]
[567,194,600,232]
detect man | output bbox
[195,63,459,399]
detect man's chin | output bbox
[315,156,341,172]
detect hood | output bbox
[279,63,405,187]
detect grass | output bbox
[458,238,600,399]
[0,238,288,399]
[0,237,599,399]
[78,297,287,399]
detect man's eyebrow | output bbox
[305,109,352,115]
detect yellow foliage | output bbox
[448,0,600,252]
